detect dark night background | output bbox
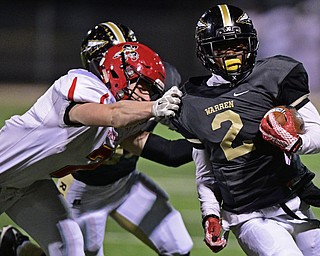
[1,0,318,92]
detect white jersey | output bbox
[0,69,117,188]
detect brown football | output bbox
[264,105,305,134]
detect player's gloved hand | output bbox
[259,110,302,153]
[203,215,227,253]
[152,86,182,118]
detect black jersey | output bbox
[73,147,139,186]
[174,55,310,213]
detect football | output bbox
[264,105,305,134]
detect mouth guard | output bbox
[225,59,241,71]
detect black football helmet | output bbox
[80,21,137,70]
[195,4,259,82]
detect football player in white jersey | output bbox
[60,22,193,256]
[0,40,182,256]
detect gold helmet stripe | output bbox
[218,4,232,27]
[103,22,126,43]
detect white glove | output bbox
[152,86,182,117]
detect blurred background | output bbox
[1,1,320,255]
[1,0,319,95]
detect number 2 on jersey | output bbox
[211,110,255,161]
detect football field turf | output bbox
[0,91,319,255]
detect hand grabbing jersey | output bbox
[152,86,182,117]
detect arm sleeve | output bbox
[60,70,115,126]
[163,62,182,90]
[297,101,320,154]
[63,102,85,126]
[193,148,221,218]
[140,133,192,167]
[278,63,310,107]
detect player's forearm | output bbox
[122,132,193,167]
[193,148,221,217]
[297,102,320,154]
[120,131,149,155]
[69,101,153,128]
[141,133,193,167]
[198,182,221,218]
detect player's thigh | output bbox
[113,173,193,254]
[113,173,172,233]
[6,179,83,254]
[233,217,303,256]
[294,221,320,255]
[66,177,133,253]
[76,208,108,253]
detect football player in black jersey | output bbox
[58,22,193,256]
[172,4,320,255]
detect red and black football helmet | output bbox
[80,21,137,70]
[99,42,166,101]
[195,4,259,82]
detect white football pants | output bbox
[66,171,193,256]
[228,201,320,255]
[0,179,85,256]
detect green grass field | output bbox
[0,95,319,256]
